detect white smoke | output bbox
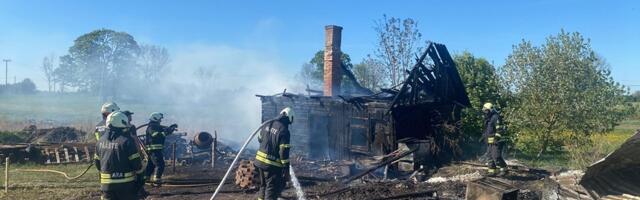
[138,43,293,145]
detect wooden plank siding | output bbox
[258,95,394,161]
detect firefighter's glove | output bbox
[167,124,178,132]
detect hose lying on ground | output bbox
[15,163,94,180]
[209,119,276,200]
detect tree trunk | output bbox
[536,129,551,159]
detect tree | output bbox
[16,78,36,94]
[62,29,140,98]
[54,55,80,93]
[296,50,355,91]
[138,44,170,82]
[42,55,56,92]
[454,52,503,140]
[353,55,387,91]
[374,15,422,86]
[500,30,634,158]
[631,90,640,102]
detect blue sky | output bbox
[0,0,638,91]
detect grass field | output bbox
[0,163,100,200]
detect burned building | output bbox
[257,25,470,168]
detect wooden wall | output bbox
[258,95,394,161]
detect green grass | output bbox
[0,93,100,122]
[515,103,640,170]
[0,163,100,200]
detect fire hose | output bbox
[15,162,94,180]
[16,128,150,181]
[209,119,276,200]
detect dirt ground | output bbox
[128,160,549,200]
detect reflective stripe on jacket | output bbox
[95,128,142,191]
[255,118,291,169]
[144,122,173,151]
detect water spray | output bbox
[209,119,275,200]
[289,166,307,200]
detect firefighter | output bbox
[482,103,507,176]
[122,110,148,198]
[96,102,120,141]
[255,107,293,200]
[143,112,177,185]
[94,111,142,200]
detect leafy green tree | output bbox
[500,30,634,158]
[307,50,353,80]
[454,52,504,140]
[54,55,79,93]
[61,29,140,98]
[296,50,355,91]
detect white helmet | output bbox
[101,102,120,114]
[482,102,494,111]
[107,111,130,128]
[149,112,164,122]
[280,107,295,123]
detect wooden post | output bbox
[54,148,60,163]
[83,146,90,162]
[4,157,9,193]
[44,148,50,164]
[212,131,217,168]
[172,143,176,173]
[64,148,70,163]
[73,147,80,162]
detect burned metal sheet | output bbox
[580,131,640,198]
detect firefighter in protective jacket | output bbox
[482,103,507,176]
[95,111,143,200]
[254,107,293,200]
[144,112,177,185]
[95,102,120,141]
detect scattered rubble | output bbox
[23,125,87,143]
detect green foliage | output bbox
[296,50,358,92]
[308,50,353,80]
[0,131,27,143]
[500,30,635,158]
[58,29,140,98]
[454,52,503,139]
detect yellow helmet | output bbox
[101,102,120,114]
[482,103,494,111]
[149,112,164,122]
[280,107,295,123]
[107,111,130,128]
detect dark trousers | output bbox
[487,142,507,170]
[134,174,145,193]
[101,184,137,200]
[144,150,165,181]
[257,167,284,200]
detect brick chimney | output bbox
[323,25,342,97]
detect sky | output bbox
[0,0,639,91]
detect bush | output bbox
[0,131,27,143]
[0,78,37,94]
